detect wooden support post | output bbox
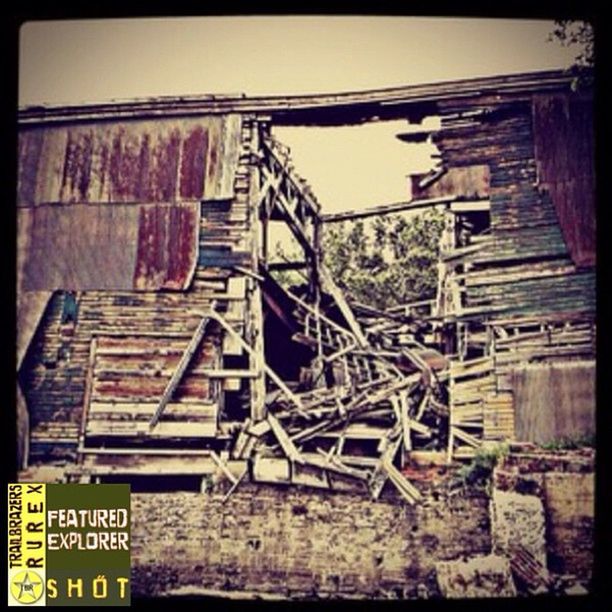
[398,392,412,451]
[248,122,268,423]
[208,309,306,415]
[249,283,267,422]
[78,336,97,459]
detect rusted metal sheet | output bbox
[133,204,199,290]
[532,94,595,268]
[18,115,242,205]
[411,165,490,200]
[18,202,199,291]
[16,291,52,370]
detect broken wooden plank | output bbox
[222,466,249,503]
[381,457,422,505]
[86,421,218,438]
[451,426,483,448]
[267,413,305,464]
[321,195,455,223]
[369,429,402,500]
[210,451,238,485]
[320,265,369,347]
[209,308,307,417]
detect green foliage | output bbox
[269,241,307,290]
[321,210,445,310]
[548,20,594,89]
[549,20,594,68]
[455,444,509,490]
[540,433,595,451]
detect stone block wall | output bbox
[544,472,594,580]
[493,450,595,583]
[130,482,491,599]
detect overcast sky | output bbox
[18,16,579,216]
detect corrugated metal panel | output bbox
[18,114,242,205]
[513,362,595,444]
[532,94,596,268]
[19,202,199,291]
[133,204,199,290]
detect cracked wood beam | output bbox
[222,466,249,503]
[381,458,422,505]
[210,451,238,485]
[319,265,368,347]
[321,196,455,223]
[369,428,403,500]
[267,413,305,464]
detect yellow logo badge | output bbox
[10,570,44,605]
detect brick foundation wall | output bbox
[130,482,491,599]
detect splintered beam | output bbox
[321,196,455,224]
[267,261,309,271]
[207,308,307,418]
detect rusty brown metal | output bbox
[18,115,242,206]
[19,202,199,292]
[133,203,199,290]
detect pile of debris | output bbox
[221,282,451,505]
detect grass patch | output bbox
[540,433,595,451]
[454,443,509,490]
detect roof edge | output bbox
[18,69,589,125]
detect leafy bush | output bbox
[321,210,445,310]
[455,444,509,489]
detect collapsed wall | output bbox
[16,70,596,600]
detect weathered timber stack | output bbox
[408,80,595,456]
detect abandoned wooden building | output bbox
[16,69,595,501]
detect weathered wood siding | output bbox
[512,361,595,444]
[532,94,595,268]
[19,116,256,461]
[433,93,595,320]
